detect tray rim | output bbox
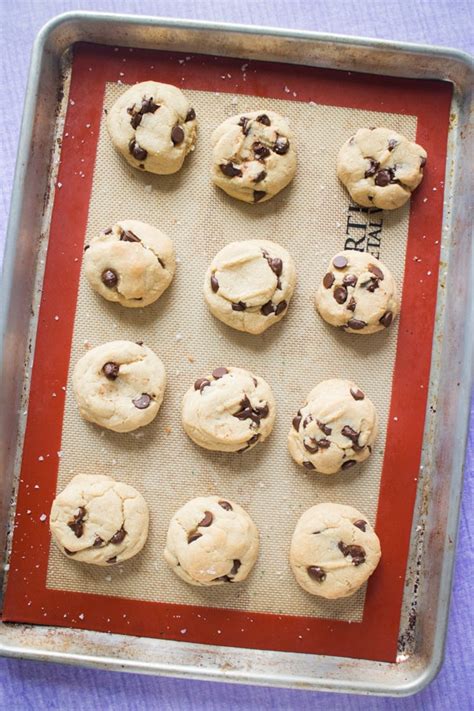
[0,10,472,697]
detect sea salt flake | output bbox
[38,456,44,462]
[39,514,47,522]
[180,628,187,634]
[78,613,85,620]
[284,85,290,93]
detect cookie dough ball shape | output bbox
[211,110,297,203]
[107,81,197,174]
[204,239,296,334]
[288,379,378,474]
[164,496,259,586]
[50,474,149,565]
[182,366,276,453]
[290,503,381,599]
[72,340,166,433]
[84,220,176,308]
[315,250,400,335]
[337,127,427,210]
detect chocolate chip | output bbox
[333,255,348,269]
[230,559,241,575]
[302,415,313,428]
[292,414,302,431]
[268,257,283,276]
[366,278,380,292]
[303,461,315,470]
[238,116,250,136]
[260,301,275,316]
[171,125,185,145]
[388,139,398,151]
[130,112,142,129]
[218,500,233,511]
[343,274,358,287]
[253,142,271,160]
[64,548,76,556]
[307,566,326,582]
[379,311,393,327]
[141,97,159,114]
[347,297,356,312]
[247,434,260,447]
[210,275,219,292]
[317,420,332,436]
[254,170,267,183]
[120,230,141,243]
[194,378,211,392]
[256,114,271,126]
[101,269,118,288]
[103,227,113,235]
[67,506,86,538]
[136,341,144,346]
[350,387,365,401]
[333,285,348,304]
[198,511,213,527]
[110,526,127,544]
[102,362,120,380]
[338,541,366,566]
[255,403,269,419]
[158,257,165,268]
[374,168,393,187]
[128,139,147,161]
[304,438,319,454]
[341,426,360,449]
[420,156,427,168]
[188,532,202,544]
[368,263,384,280]
[93,536,104,547]
[275,300,288,316]
[214,575,232,583]
[323,272,335,289]
[341,459,357,470]
[353,519,367,532]
[220,162,242,178]
[106,556,117,564]
[253,190,266,202]
[185,107,196,122]
[318,439,331,448]
[346,318,367,330]
[212,367,228,379]
[132,393,151,409]
[273,136,289,155]
[232,301,246,311]
[364,159,380,178]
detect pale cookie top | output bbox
[50,474,149,566]
[315,250,400,335]
[163,496,259,586]
[211,110,297,203]
[204,239,297,334]
[290,503,381,599]
[337,127,427,210]
[84,220,176,308]
[182,366,276,453]
[72,340,166,433]
[288,379,378,474]
[107,81,197,174]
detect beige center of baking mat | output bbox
[46,85,416,623]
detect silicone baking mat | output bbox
[2,43,451,662]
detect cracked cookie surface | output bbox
[204,239,296,334]
[288,378,378,474]
[164,496,259,586]
[211,110,297,203]
[107,81,197,174]
[337,127,427,210]
[72,340,166,433]
[182,366,276,453]
[84,220,176,308]
[315,250,400,334]
[50,474,149,565]
[290,503,381,598]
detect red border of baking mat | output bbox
[2,43,452,662]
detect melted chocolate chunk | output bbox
[218,500,233,511]
[171,125,185,145]
[212,367,228,379]
[317,420,332,436]
[256,114,271,126]
[388,138,398,151]
[273,136,289,155]
[110,526,127,544]
[254,170,267,183]
[338,541,366,566]
[347,296,356,312]
[210,275,219,292]
[268,257,283,276]
[334,285,348,304]
[199,511,213,527]
[366,278,380,292]
[346,318,367,330]
[303,461,316,470]
[302,414,313,428]
[318,438,331,449]
[341,425,359,444]
[333,255,348,269]
[67,506,86,538]
[368,264,384,280]
[343,274,358,287]
[304,438,319,454]
[220,162,242,178]
[247,434,260,447]
[194,378,211,392]
[253,190,266,202]
[120,230,141,243]
[102,362,120,380]
[260,301,275,316]
[230,559,241,575]
[238,116,250,136]
[374,168,395,187]
[101,269,118,288]
[307,566,326,582]
[232,301,247,311]
[132,393,152,409]
[185,107,196,122]
[292,413,302,431]
[420,156,427,168]
[275,300,288,316]
[364,159,380,178]
[128,139,147,161]
[93,536,104,547]
[323,272,335,289]
[341,459,357,470]
[253,141,271,160]
[350,387,365,401]
[106,556,117,564]
[64,548,76,556]
[379,311,393,328]
[130,112,142,130]
[353,519,367,532]
[103,227,113,235]
[188,532,202,544]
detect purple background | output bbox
[0,1,472,709]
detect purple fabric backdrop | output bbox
[0,1,472,708]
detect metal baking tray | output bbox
[0,11,472,696]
